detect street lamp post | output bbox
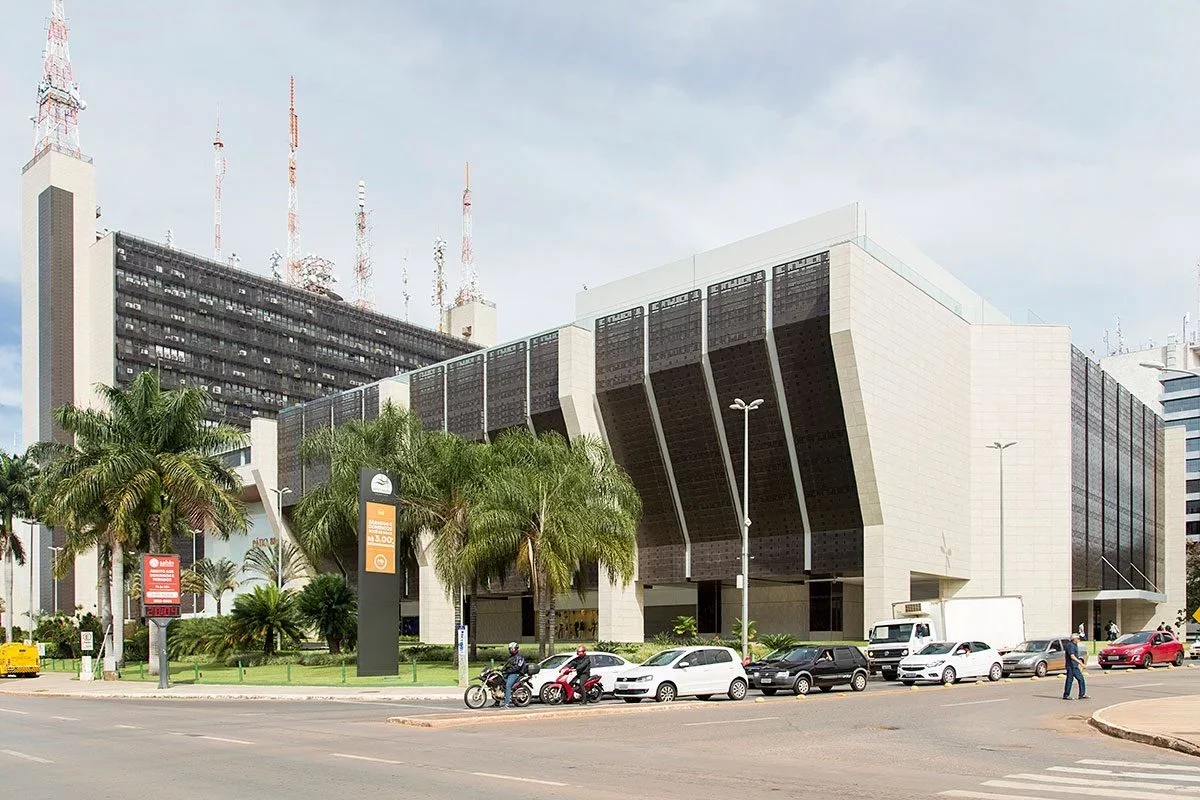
[268,487,293,588]
[986,442,1016,595]
[729,397,763,662]
[47,546,64,615]
[23,520,36,639]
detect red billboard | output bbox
[141,554,181,606]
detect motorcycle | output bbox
[540,666,603,705]
[463,665,537,709]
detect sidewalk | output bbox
[0,671,463,702]
[1091,695,1200,757]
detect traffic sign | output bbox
[1193,607,1200,625]
[80,631,93,652]
[142,554,181,607]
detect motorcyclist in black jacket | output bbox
[500,642,526,708]
[564,645,593,704]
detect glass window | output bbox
[1164,375,1200,393]
[1189,458,1200,474]
[642,649,683,667]
[1164,396,1200,414]
[1189,439,1200,453]
[710,649,733,664]
[1115,631,1153,645]
[1187,479,1200,494]
[684,650,711,667]
[1188,501,1200,514]
[918,642,956,656]
[1048,640,1063,652]
[1188,521,1200,537]
[869,623,914,644]
[972,642,990,652]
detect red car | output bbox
[1098,630,1185,669]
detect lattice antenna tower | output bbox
[455,162,483,304]
[402,251,411,322]
[286,76,301,285]
[213,107,226,261]
[33,0,86,158]
[433,237,448,332]
[354,180,374,310]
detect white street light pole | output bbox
[729,398,763,662]
[986,442,1016,595]
[47,546,64,615]
[23,520,36,638]
[268,487,293,588]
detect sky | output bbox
[3,1,1200,450]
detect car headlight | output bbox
[775,671,790,679]
[901,649,909,656]
[927,660,944,667]
[1020,656,1036,664]
[631,675,653,682]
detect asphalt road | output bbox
[3,666,1200,799]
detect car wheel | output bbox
[655,682,677,703]
[940,667,956,685]
[695,694,712,700]
[1140,653,1153,669]
[728,678,748,701]
[851,672,868,692]
[988,663,1002,682]
[541,684,564,705]
[1034,661,1048,678]
[794,676,811,696]
[818,685,833,693]
[1174,651,1185,667]
[901,680,915,687]
[760,688,777,696]
[512,685,533,707]
[622,698,641,704]
[464,685,488,709]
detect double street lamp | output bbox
[268,486,293,589]
[729,398,763,662]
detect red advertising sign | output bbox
[141,554,181,606]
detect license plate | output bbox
[759,677,772,684]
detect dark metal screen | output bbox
[411,366,445,432]
[486,341,528,438]
[529,332,568,439]
[446,356,485,441]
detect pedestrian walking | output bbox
[1063,632,1088,701]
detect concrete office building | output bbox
[246,204,1185,644]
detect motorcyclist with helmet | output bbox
[500,642,527,709]
[563,645,593,704]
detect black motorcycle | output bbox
[463,664,538,709]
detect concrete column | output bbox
[415,531,454,644]
[862,524,907,639]
[377,376,411,412]
[1156,425,1188,628]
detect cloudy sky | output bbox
[2,1,1199,449]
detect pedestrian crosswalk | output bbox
[939,758,1200,799]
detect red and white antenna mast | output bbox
[433,237,447,332]
[213,108,226,261]
[33,0,86,158]
[455,162,483,304]
[354,180,374,310]
[286,76,301,285]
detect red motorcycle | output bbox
[540,666,603,705]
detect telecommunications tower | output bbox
[286,76,301,285]
[33,0,86,157]
[354,180,373,310]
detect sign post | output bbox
[142,554,181,690]
[79,631,94,682]
[357,469,399,677]
[456,624,468,688]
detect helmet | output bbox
[508,642,520,655]
[576,645,587,656]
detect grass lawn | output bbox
[39,658,487,687]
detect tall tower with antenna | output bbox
[213,109,226,262]
[286,76,301,285]
[402,252,411,322]
[354,180,373,310]
[433,237,447,333]
[33,0,86,158]
[455,162,482,304]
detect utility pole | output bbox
[729,398,763,661]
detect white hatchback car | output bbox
[527,651,632,700]
[897,640,1004,685]
[614,646,749,703]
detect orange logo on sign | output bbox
[365,502,396,575]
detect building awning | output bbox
[1072,589,1166,604]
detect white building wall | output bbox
[968,325,1074,638]
[1156,426,1188,626]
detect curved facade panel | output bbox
[530,331,569,439]
[446,355,485,442]
[411,366,445,432]
[485,341,528,440]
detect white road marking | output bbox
[1051,766,1200,783]
[0,708,30,715]
[470,772,568,787]
[1,750,53,764]
[684,716,779,727]
[943,792,1063,800]
[51,716,79,721]
[941,698,1009,708]
[1006,772,1192,791]
[199,736,254,745]
[1121,683,1164,689]
[114,724,141,729]
[1079,759,1200,773]
[984,778,1168,799]
[328,700,462,711]
[332,753,406,766]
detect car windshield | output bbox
[769,646,820,662]
[541,654,571,669]
[1011,640,1050,653]
[870,624,914,644]
[642,649,684,667]
[917,642,956,656]
[1114,632,1153,645]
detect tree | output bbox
[296,573,357,654]
[33,371,248,668]
[0,450,37,644]
[1187,541,1200,618]
[466,430,640,657]
[230,584,303,656]
[242,541,312,589]
[192,557,241,615]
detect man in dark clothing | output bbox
[564,645,593,704]
[501,642,527,708]
[1063,633,1088,701]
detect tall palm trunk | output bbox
[547,595,557,656]
[468,581,479,661]
[3,548,13,643]
[98,548,114,675]
[109,540,124,666]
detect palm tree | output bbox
[33,371,249,667]
[242,541,312,589]
[0,449,36,644]
[296,573,357,654]
[230,584,303,656]
[192,557,240,615]
[466,430,639,657]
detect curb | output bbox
[1089,701,1200,758]
[0,688,461,702]
[389,700,704,728]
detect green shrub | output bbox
[298,651,357,667]
[672,615,698,638]
[124,625,149,661]
[296,574,357,654]
[759,633,799,651]
[230,585,304,656]
[595,640,643,656]
[221,651,304,668]
[167,616,237,660]
[399,643,455,661]
[731,618,756,642]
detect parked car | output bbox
[613,646,748,703]
[1000,637,1070,678]
[897,640,1004,685]
[528,651,632,700]
[748,644,869,696]
[1098,630,1185,669]
[1190,638,1200,660]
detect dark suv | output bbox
[747,644,869,696]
